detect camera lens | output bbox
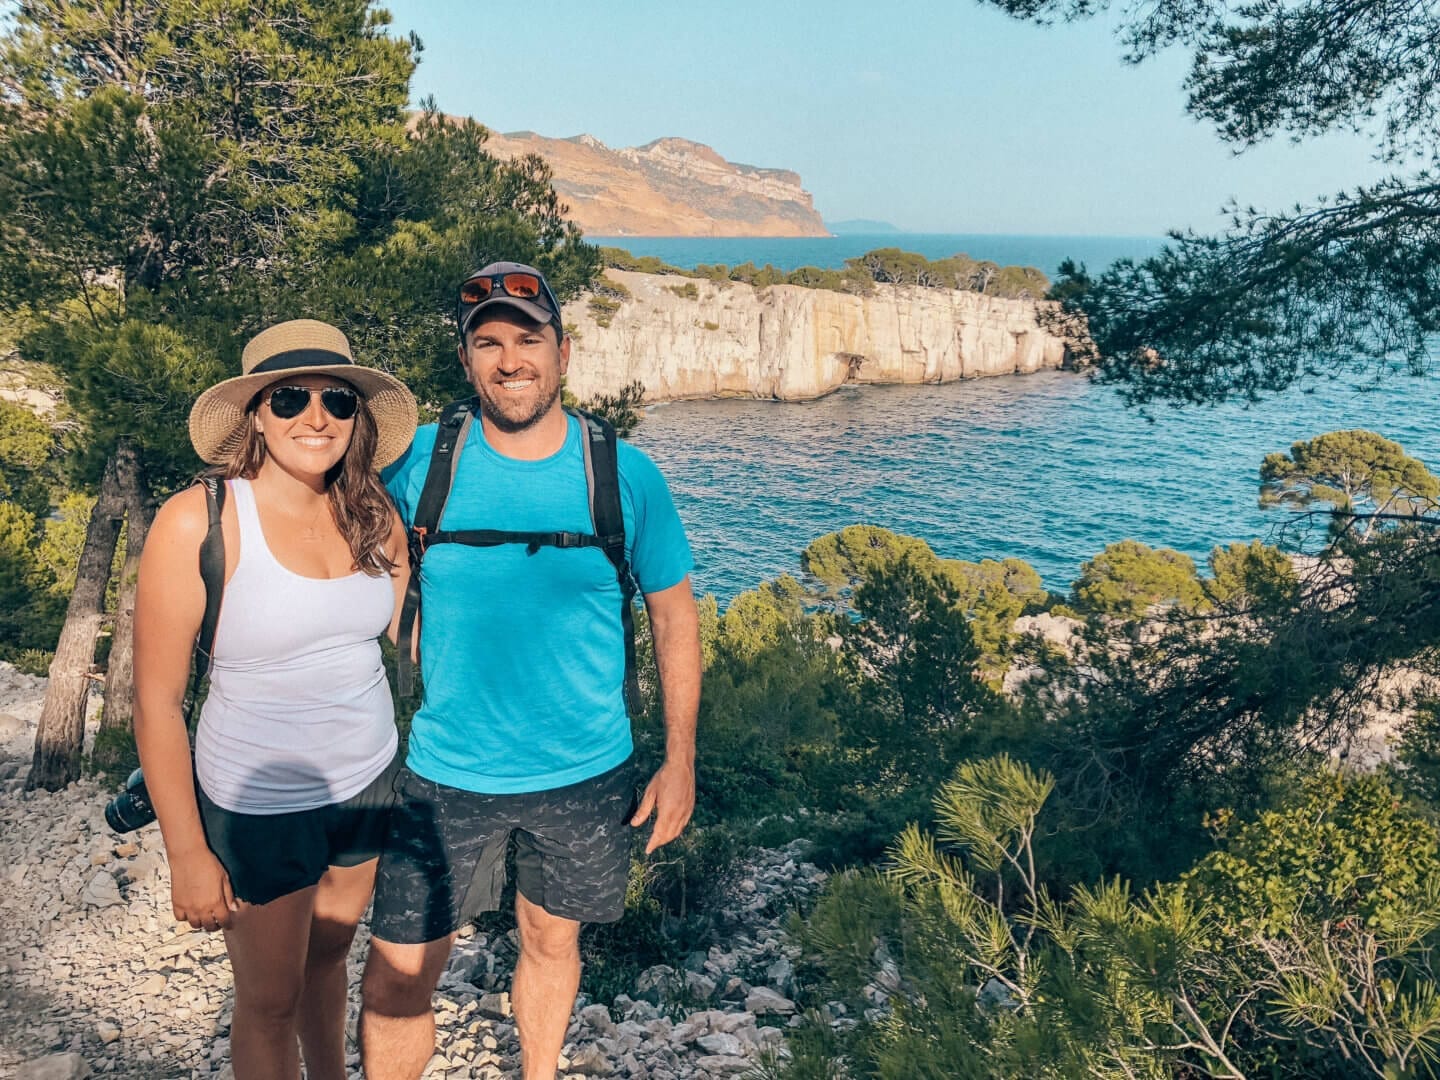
[104,768,156,834]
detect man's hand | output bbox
[630,758,696,854]
[637,578,700,854]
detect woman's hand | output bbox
[168,847,240,931]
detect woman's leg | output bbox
[223,885,319,1080]
[296,858,380,1080]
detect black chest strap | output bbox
[396,404,641,715]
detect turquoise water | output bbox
[587,233,1168,278]
[632,371,1440,603]
[592,233,1437,603]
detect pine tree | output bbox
[1,0,598,788]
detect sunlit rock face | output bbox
[483,131,828,238]
[562,270,1074,403]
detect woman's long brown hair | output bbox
[221,392,398,576]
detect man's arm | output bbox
[630,576,701,854]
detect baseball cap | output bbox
[456,261,565,340]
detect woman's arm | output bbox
[133,485,237,929]
[384,508,411,651]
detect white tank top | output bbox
[195,478,398,813]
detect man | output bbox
[361,262,701,1080]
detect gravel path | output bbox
[0,665,823,1079]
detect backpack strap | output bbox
[185,477,227,730]
[397,399,475,696]
[570,408,642,716]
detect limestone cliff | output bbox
[483,131,828,238]
[561,271,1075,403]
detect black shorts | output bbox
[369,759,639,944]
[197,752,402,906]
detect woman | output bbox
[134,319,418,1080]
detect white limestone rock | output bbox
[578,1003,617,1037]
[567,1043,614,1075]
[563,270,1076,404]
[633,963,682,1005]
[744,987,796,1016]
[19,1052,91,1079]
[0,712,27,739]
[696,1032,744,1056]
[477,991,512,1019]
[694,1054,753,1074]
[79,870,122,909]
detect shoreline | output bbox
[626,364,1088,409]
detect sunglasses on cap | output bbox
[459,271,560,309]
[264,385,360,421]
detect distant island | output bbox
[826,218,902,234]
[478,128,828,238]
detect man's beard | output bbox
[476,376,562,433]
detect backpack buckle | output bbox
[408,527,429,564]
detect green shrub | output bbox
[666,281,699,300]
[576,380,646,437]
[599,246,689,277]
[1395,700,1440,809]
[1072,538,1205,619]
[88,726,139,780]
[1205,539,1299,609]
[12,647,51,676]
[587,272,633,327]
[587,295,622,328]
[787,762,1440,1079]
[841,248,1050,297]
[1185,770,1440,935]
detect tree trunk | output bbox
[27,446,128,791]
[95,444,151,770]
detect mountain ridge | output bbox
[481,127,829,238]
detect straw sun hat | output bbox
[188,319,418,469]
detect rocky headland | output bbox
[482,131,827,238]
[561,270,1075,403]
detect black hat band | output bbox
[250,348,353,375]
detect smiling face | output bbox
[459,310,570,434]
[253,373,358,480]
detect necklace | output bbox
[252,472,334,544]
[297,499,332,543]
[272,495,332,543]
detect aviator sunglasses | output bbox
[264,385,360,421]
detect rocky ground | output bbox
[0,665,828,1079]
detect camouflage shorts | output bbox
[369,759,638,944]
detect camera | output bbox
[105,768,156,833]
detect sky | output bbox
[381,1,1392,238]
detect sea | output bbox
[591,234,1440,604]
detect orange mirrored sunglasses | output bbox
[459,272,547,306]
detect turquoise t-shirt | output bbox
[384,412,693,794]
